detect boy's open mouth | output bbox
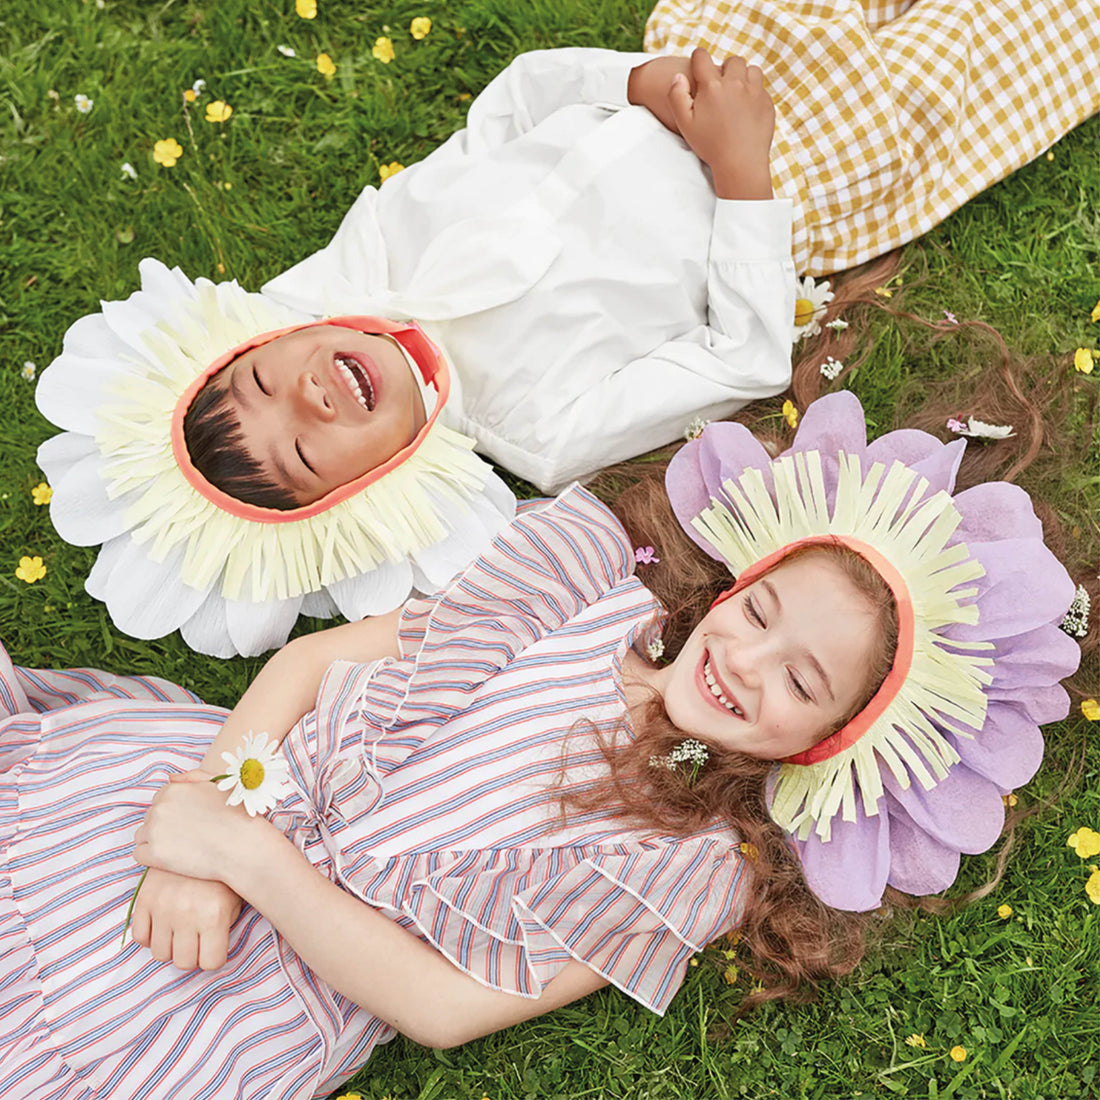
[335,354,376,412]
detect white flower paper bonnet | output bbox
[35,259,514,657]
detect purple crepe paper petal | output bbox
[985,682,1070,726]
[944,539,1076,642]
[942,702,1045,790]
[882,766,1004,854]
[885,809,962,896]
[784,391,868,460]
[951,482,1044,544]
[793,800,891,912]
[986,623,1081,688]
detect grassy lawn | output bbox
[1,1,1098,1097]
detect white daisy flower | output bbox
[792,276,833,343]
[120,161,137,180]
[74,93,93,114]
[216,730,292,816]
[962,417,1015,440]
[277,44,297,57]
[21,360,36,381]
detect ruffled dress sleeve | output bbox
[349,836,748,1016]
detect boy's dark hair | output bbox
[182,375,299,511]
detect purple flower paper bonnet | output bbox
[666,392,1079,911]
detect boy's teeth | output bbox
[703,657,743,716]
[336,355,373,410]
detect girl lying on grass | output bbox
[35,47,792,657]
[1,385,1088,1099]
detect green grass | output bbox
[1,2,1099,1098]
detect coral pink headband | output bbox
[169,316,450,523]
[709,535,915,766]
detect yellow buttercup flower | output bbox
[153,138,183,168]
[739,841,759,863]
[1067,827,1100,859]
[1074,347,1095,374]
[31,482,53,506]
[316,52,336,77]
[1002,792,1018,807]
[782,399,799,429]
[997,904,1012,919]
[905,1034,926,1049]
[372,36,395,63]
[378,161,404,182]
[1082,698,1100,721]
[205,100,233,123]
[332,1093,363,1100]
[295,0,317,18]
[949,1046,967,1063]
[1091,299,1100,324]
[410,16,432,39]
[183,88,197,103]
[1086,868,1100,905]
[16,555,47,583]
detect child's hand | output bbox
[133,770,266,883]
[128,868,242,971]
[627,55,696,135]
[667,49,775,200]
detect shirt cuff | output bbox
[711,198,794,264]
[582,51,650,110]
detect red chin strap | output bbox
[709,535,914,765]
[169,316,450,524]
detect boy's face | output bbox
[219,324,427,505]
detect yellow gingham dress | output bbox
[645,0,1099,275]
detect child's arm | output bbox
[130,610,404,971]
[135,779,609,1047]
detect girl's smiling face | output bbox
[645,553,883,760]
[218,324,427,505]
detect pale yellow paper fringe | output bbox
[94,280,491,602]
[693,451,992,841]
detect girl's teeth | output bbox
[703,657,743,716]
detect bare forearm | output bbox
[227,826,606,1048]
[199,610,403,774]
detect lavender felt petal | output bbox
[793,800,891,912]
[885,808,962,896]
[986,623,1081,688]
[942,702,1045,790]
[985,682,1070,726]
[952,481,1044,544]
[881,766,1004,854]
[944,538,1075,641]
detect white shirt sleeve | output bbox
[460,48,647,151]
[508,200,796,492]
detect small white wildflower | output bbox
[825,318,849,332]
[648,754,675,771]
[1060,584,1090,639]
[667,738,709,767]
[120,161,137,180]
[192,78,207,96]
[21,361,36,381]
[819,355,844,381]
[277,44,297,57]
[74,94,93,114]
[215,731,292,816]
[684,416,710,441]
[645,637,665,662]
[963,417,1015,440]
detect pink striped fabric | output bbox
[1,487,747,1098]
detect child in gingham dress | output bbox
[644,0,1099,274]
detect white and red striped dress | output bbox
[0,487,748,1099]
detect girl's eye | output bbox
[745,596,765,627]
[295,440,316,475]
[253,365,270,395]
[789,674,812,703]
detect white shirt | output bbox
[264,48,795,492]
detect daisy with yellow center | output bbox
[215,731,292,816]
[792,275,833,343]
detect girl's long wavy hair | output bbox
[577,253,1098,1013]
